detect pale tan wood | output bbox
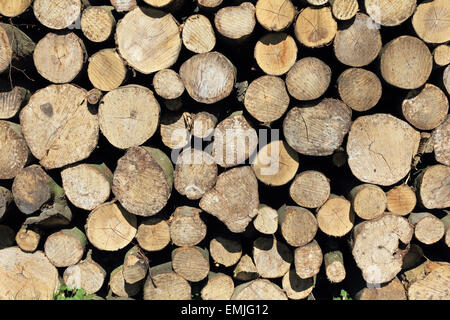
[412,0,450,44]
[0,87,29,119]
[0,247,59,299]
[86,88,103,105]
[99,85,160,149]
[115,7,181,74]
[233,254,258,281]
[432,116,450,166]
[286,57,331,101]
[254,33,297,75]
[169,206,207,247]
[210,237,242,267]
[255,0,296,32]
[15,225,40,253]
[198,0,222,9]
[290,170,330,209]
[172,246,210,282]
[294,7,337,48]
[253,204,278,235]
[44,227,86,267]
[317,195,354,237]
[109,265,141,297]
[33,0,81,30]
[20,84,99,169]
[356,278,407,300]
[365,0,416,27]
[191,112,217,139]
[442,215,450,248]
[160,111,191,150]
[110,0,137,12]
[231,279,288,300]
[85,202,137,251]
[349,184,387,220]
[434,44,450,67]
[409,212,445,245]
[415,165,450,210]
[306,0,328,4]
[244,75,289,123]
[123,246,148,284]
[386,185,416,216]
[294,240,322,279]
[352,214,413,284]
[329,0,358,20]
[402,83,449,131]
[324,250,346,283]
[136,217,170,252]
[282,269,314,300]
[407,262,450,300]
[337,68,382,112]
[278,205,317,247]
[143,0,180,8]
[380,36,432,89]
[153,69,185,100]
[179,51,236,104]
[253,236,292,278]
[182,14,216,54]
[81,6,115,43]
[0,0,31,17]
[201,272,234,300]
[112,147,173,217]
[0,121,29,180]
[143,262,191,300]
[283,98,352,156]
[200,166,259,233]
[346,114,420,186]
[88,49,127,92]
[215,2,256,40]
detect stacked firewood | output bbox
[0,0,449,300]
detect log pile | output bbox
[0,0,448,301]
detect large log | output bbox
[405,261,450,300]
[412,0,450,44]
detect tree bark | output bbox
[88,49,127,92]
[0,23,35,74]
[169,206,207,247]
[289,170,330,209]
[254,33,297,76]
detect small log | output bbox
[337,68,382,112]
[434,44,450,67]
[20,84,99,169]
[244,75,290,123]
[198,0,222,9]
[278,206,317,247]
[182,14,216,54]
[365,0,416,27]
[153,69,185,100]
[212,112,258,168]
[255,0,296,32]
[115,7,181,74]
[286,57,331,101]
[253,204,278,235]
[333,13,382,67]
[174,148,217,200]
[0,0,31,17]
[380,36,432,89]
[329,0,358,20]
[402,84,448,131]
[0,187,12,221]
[160,111,191,150]
[210,236,242,267]
[200,166,259,233]
[317,195,354,237]
[386,185,416,216]
[44,227,87,267]
[143,262,191,300]
[254,33,297,76]
[409,212,445,245]
[136,217,171,252]
[0,225,14,249]
[233,254,258,281]
[282,269,315,300]
[88,49,127,92]
[110,0,136,12]
[61,163,112,211]
[356,278,407,300]
[289,170,330,209]
[415,165,450,210]
[33,0,81,30]
[12,164,62,215]
[0,23,35,74]
[201,272,234,300]
[231,279,287,300]
[109,265,141,298]
[0,121,29,180]
[442,215,450,247]
[179,51,236,104]
[352,214,413,284]
[0,86,29,119]
[99,85,160,149]
[252,140,299,187]
[347,114,420,186]
[169,206,207,247]
[324,250,346,283]
[113,147,173,217]
[191,112,217,139]
[407,262,450,300]
[172,246,210,282]
[81,6,115,43]
[123,246,149,284]
[412,0,450,44]
[253,236,292,278]
[63,250,106,295]
[86,89,103,105]
[432,116,449,166]
[349,184,387,220]
[215,2,256,40]
[15,225,41,253]
[283,98,352,156]
[294,7,337,48]
[85,202,137,251]
[294,240,323,279]
[0,247,59,300]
